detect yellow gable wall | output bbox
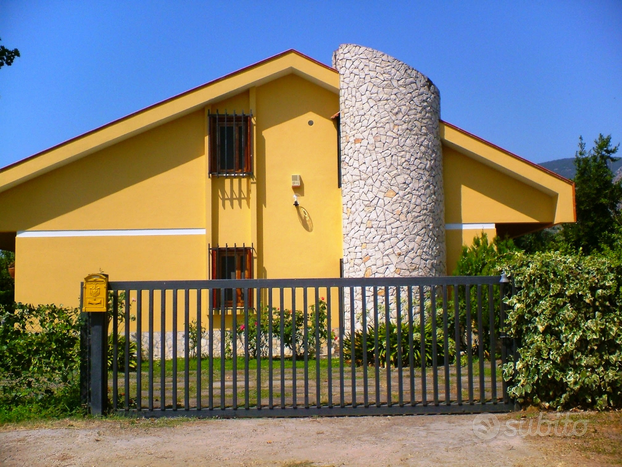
[256,74,341,279]
[208,91,253,247]
[0,111,206,231]
[205,74,341,279]
[6,110,207,305]
[443,145,556,225]
[5,72,341,307]
[443,144,558,273]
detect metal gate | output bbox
[83,276,517,417]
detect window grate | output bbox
[209,243,254,308]
[208,111,253,177]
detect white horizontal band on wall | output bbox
[445,223,495,231]
[17,229,207,238]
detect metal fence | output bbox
[82,275,517,417]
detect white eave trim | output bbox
[17,228,206,238]
[445,223,495,230]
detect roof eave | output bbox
[0,49,339,193]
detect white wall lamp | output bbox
[292,174,301,206]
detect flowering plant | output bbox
[278,298,330,358]
[225,299,332,359]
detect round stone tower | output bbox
[333,44,446,277]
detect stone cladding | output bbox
[333,44,446,278]
[131,331,338,360]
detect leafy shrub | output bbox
[454,232,516,354]
[226,299,331,359]
[502,252,622,410]
[231,311,271,359]
[107,334,138,372]
[279,298,330,358]
[454,232,517,277]
[188,319,207,358]
[107,292,137,371]
[343,312,456,368]
[0,303,85,421]
[0,250,14,308]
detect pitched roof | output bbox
[0,49,339,193]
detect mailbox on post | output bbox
[82,273,109,416]
[83,273,109,313]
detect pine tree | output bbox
[563,134,621,253]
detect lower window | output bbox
[210,246,253,308]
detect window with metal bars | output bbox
[210,244,253,308]
[208,111,252,176]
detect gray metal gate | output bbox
[83,276,517,417]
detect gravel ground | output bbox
[0,413,609,466]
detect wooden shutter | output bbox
[245,115,252,173]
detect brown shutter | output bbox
[246,248,253,279]
[245,115,252,173]
[246,247,253,308]
[211,248,218,307]
[208,115,216,175]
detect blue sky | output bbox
[0,0,620,169]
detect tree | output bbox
[453,232,517,276]
[515,134,622,254]
[0,38,20,69]
[562,134,622,253]
[513,226,562,254]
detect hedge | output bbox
[502,252,622,410]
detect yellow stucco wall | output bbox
[256,74,341,279]
[443,145,556,225]
[4,72,340,308]
[0,111,206,231]
[208,91,253,248]
[441,122,575,226]
[442,139,574,273]
[16,235,206,306]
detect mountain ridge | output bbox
[539,158,622,181]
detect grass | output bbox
[0,389,85,424]
[110,355,506,411]
[141,356,337,373]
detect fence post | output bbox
[82,273,109,416]
[499,272,512,407]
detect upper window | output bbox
[210,245,253,308]
[208,112,252,176]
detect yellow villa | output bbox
[0,44,575,307]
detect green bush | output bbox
[454,232,516,354]
[343,312,456,368]
[230,310,271,359]
[280,298,330,358]
[0,250,14,308]
[226,299,331,359]
[107,334,138,372]
[502,252,622,410]
[0,303,85,421]
[454,232,517,277]
[107,292,137,371]
[188,319,207,358]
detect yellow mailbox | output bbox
[83,273,109,312]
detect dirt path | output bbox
[0,413,612,466]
